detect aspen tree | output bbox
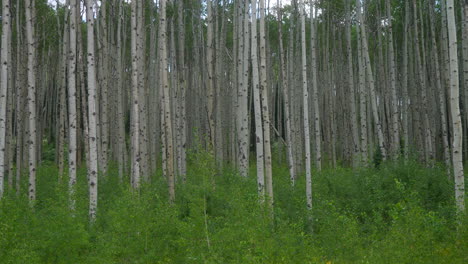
[345,0,359,167]
[357,13,368,164]
[386,0,399,158]
[68,0,78,209]
[401,0,409,160]
[116,0,125,181]
[356,0,386,161]
[0,0,11,198]
[462,0,468,161]
[428,0,450,171]
[25,0,37,202]
[259,0,273,205]
[86,0,99,220]
[251,0,265,199]
[277,0,296,185]
[99,0,109,175]
[177,0,187,178]
[237,0,250,177]
[310,0,321,170]
[160,0,175,203]
[446,0,465,214]
[207,0,216,149]
[137,0,148,180]
[300,0,312,210]
[412,0,432,163]
[58,2,69,180]
[130,0,141,189]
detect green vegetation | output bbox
[1,148,467,263]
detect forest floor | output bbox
[1,148,467,263]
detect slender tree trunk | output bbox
[116,0,125,182]
[357,11,368,164]
[86,0,99,220]
[310,0,322,170]
[25,0,37,202]
[68,0,78,209]
[429,0,450,171]
[300,0,312,211]
[386,0,399,159]
[277,0,295,185]
[177,0,187,179]
[259,0,273,205]
[345,0,359,167]
[401,0,409,160]
[357,0,386,160]
[237,0,250,177]
[446,0,465,214]
[251,0,265,200]
[130,0,141,189]
[0,0,11,198]
[160,0,175,203]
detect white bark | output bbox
[86,0,99,220]
[130,0,141,189]
[25,0,37,202]
[345,0,359,167]
[237,0,250,177]
[277,0,295,185]
[259,0,273,205]
[0,0,11,198]
[386,0,399,158]
[160,0,175,203]
[446,0,465,214]
[300,0,312,210]
[310,0,322,171]
[356,0,386,161]
[68,0,78,209]
[251,0,265,199]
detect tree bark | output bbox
[446,0,466,214]
[86,0,99,220]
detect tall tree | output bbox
[446,0,465,214]
[160,0,175,203]
[86,0,99,220]
[356,0,387,160]
[345,0,359,167]
[277,0,296,184]
[259,0,273,205]
[251,0,265,199]
[386,0,399,158]
[68,0,78,209]
[300,0,312,210]
[25,0,37,202]
[0,0,11,199]
[130,0,141,189]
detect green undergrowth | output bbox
[0,149,467,263]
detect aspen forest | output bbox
[1,0,468,262]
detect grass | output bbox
[0,148,467,263]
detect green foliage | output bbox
[0,150,467,263]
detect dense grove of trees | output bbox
[0,0,466,221]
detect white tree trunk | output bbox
[300,0,312,210]
[446,0,465,214]
[0,0,11,198]
[357,0,386,161]
[259,0,273,205]
[86,0,99,220]
[68,0,78,209]
[251,0,265,200]
[386,0,399,158]
[130,0,141,189]
[25,0,37,202]
[160,0,175,203]
[277,0,295,185]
